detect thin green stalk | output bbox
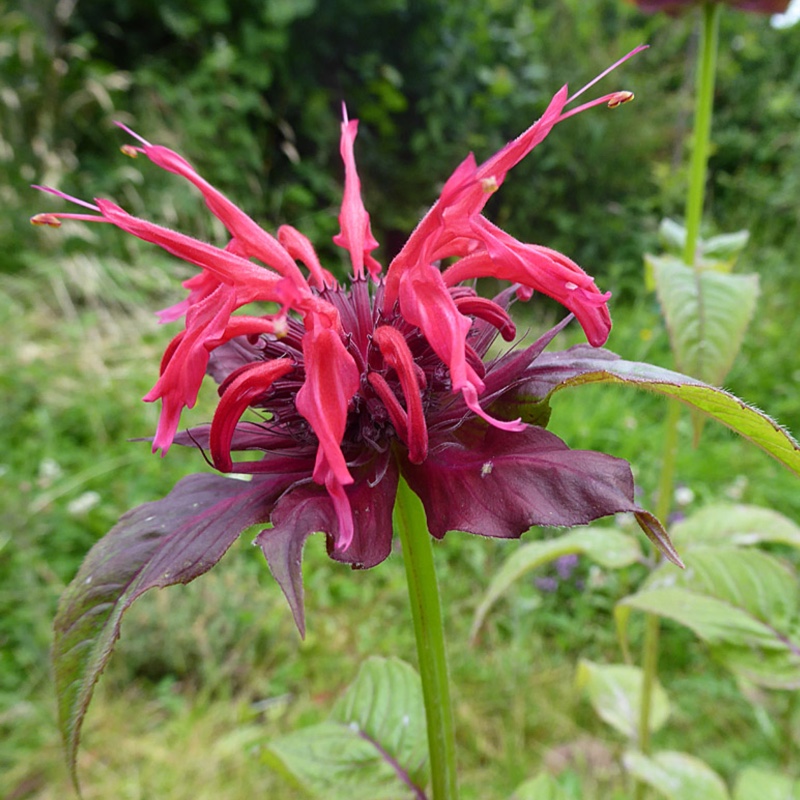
[683,2,721,266]
[635,399,682,800]
[635,10,721,795]
[394,477,458,800]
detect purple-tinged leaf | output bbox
[401,425,657,542]
[53,472,291,789]
[256,458,399,635]
[635,511,684,568]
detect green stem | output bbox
[683,1,721,267]
[635,400,682,800]
[394,477,458,800]
[635,11,720,797]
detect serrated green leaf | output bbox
[576,660,670,740]
[470,527,642,641]
[265,657,428,799]
[510,772,569,800]
[332,657,428,789]
[618,548,800,688]
[644,547,798,628]
[670,504,800,551]
[264,722,419,800]
[546,357,800,478]
[623,751,730,800]
[733,766,800,800]
[651,255,759,387]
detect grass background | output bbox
[2,246,798,798]
[3,1,800,797]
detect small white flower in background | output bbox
[674,485,695,507]
[68,492,101,516]
[38,458,62,487]
[725,475,748,501]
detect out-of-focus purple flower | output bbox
[534,576,560,593]
[555,553,580,580]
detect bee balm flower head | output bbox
[34,48,673,632]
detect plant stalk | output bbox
[683,1,721,267]
[394,477,459,800]
[635,8,720,798]
[635,398,682,800]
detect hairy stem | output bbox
[394,477,459,800]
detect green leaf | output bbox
[733,767,800,800]
[470,527,642,641]
[332,657,429,789]
[658,218,688,253]
[545,356,800,478]
[670,504,800,552]
[510,772,569,800]
[265,657,427,799]
[623,751,730,800]
[702,230,750,263]
[575,660,670,740]
[264,722,414,799]
[651,255,759,387]
[618,548,800,689]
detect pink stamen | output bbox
[32,185,101,212]
[113,121,152,147]
[565,44,648,105]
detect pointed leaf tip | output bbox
[635,511,684,568]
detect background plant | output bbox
[3,1,800,798]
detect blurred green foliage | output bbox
[5,0,799,285]
[3,1,800,797]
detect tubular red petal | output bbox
[383,90,568,312]
[332,118,382,280]
[398,263,474,394]
[373,325,428,464]
[326,472,356,552]
[94,199,285,301]
[140,144,309,288]
[295,321,360,488]
[454,295,517,342]
[209,359,294,472]
[156,270,220,323]
[367,372,409,441]
[461,383,525,433]
[144,284,238,452]
[278,224,335,289]
[443,219,612,347]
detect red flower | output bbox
[34,49,671,630]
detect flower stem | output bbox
[394,477,459,800]
[683,1,721,267]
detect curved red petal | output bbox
[209,359,295,473]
